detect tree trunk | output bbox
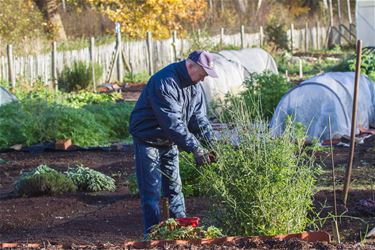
[34,0,67,41]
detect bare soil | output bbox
[1,133,375,249]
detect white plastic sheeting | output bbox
[356,0,375,47]
[0,86,17,106]
[201,48,278,105]
[218,48,278,76]
[270,72,375,141]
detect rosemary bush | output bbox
[201,103,319,236]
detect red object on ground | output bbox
[176,217,200,227]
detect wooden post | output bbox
[29,56,33,84]
[329,0,334,27]
[116,24,123,83]
[52,41,58,91]
[62,0,66,12]
[299,58,303,79]
[172,30,177,62]
[337,0,342,25]
[6,45,15,89]
[259,26,264,47]
[161,197,170,221]
[220,27,224,48]
[346,0,352,24]
[89,37,96,92]
[240,25,245,48]
[316,21,321,50]
[343,40,362,206]
[146,31,154,75]
[290,23,294,54]
[337,0,342,45]
[305,22,309,52]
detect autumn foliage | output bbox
[85,0,207,39]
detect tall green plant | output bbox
[58,61,103,92]
[200,103,319,236]
[215,72,291,121]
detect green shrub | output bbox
[265,18,289,51]
[215,72,291,121]
[58,61,103,92]
[0,97,134,149]
[15,165,77,196]
[348,52,375,82]
[66,165,116,192]
[84,102,133,141]
[200,104,319,236]
[0,100,110,149]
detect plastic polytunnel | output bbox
[0,86,17,106]
[201,48,278,105]
[270,72,375,141]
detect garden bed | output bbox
[0,138,375,249]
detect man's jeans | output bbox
[134,141,186,236]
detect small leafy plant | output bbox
[147,218,224,240]
[66,165,116,192]
[15,165,77,196]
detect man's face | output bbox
[190,63,208,83]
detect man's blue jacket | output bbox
[129,60,213,153]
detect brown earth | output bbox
[0,135,375,249]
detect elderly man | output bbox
[129,50,218,236]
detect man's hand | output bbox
[193,147,211,166]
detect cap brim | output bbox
[203,67,219,78]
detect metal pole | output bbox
[89,37,96,92]
[6,45,15,89]
[343,40,362,206]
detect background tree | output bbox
[34,0,67,40]
[84,0,207,39]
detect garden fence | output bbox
[0,24,329,87]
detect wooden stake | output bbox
[172,30,177,62]
[343,40,362,205]
[161,197,169,221]
[89,37,96,92]
[146,31,153,75]
[240,25,245,49]
[6,45,15,89]
[51,41,57,91]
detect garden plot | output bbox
[0,138,375,248]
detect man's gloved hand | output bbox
[193,147,211,166]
